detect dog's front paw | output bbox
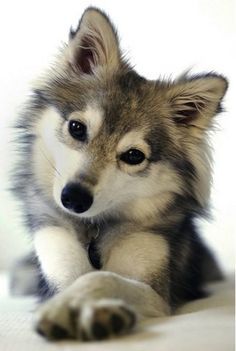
[35,297,136,341]
[72,299,136,341]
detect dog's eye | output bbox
[68,120,87,141]
[120,149,145,165]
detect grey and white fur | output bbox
[11,7,228,341]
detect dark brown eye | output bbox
[68,120,87,141]
[120,149,145,165]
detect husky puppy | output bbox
[12,7,228,341]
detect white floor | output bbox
[0,275,234,351]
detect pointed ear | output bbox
[67,7,121,75]
[166,74,228,130]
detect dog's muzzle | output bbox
[61,182,93,213]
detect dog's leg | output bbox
[34,226,94,291]
[35,232,170,341]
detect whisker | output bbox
[39,146,62,178]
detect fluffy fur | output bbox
[12,7,228,341]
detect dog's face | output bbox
[32,8,227,221]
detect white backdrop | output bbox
[0,0,235,271]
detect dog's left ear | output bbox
[67,7,121,75]
[166,74,228,130]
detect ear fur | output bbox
[68,7,121,75]
[166,73,228,129]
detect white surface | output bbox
[0,276,234,351]
[0,272,9,297]
[0,1,235,271]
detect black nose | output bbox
[61,183,93,213]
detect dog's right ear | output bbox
[67,7,121,75]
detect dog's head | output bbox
[32,8,228,222]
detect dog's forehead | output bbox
[95,80,160,135]
[74,80,167,153]
[46,69,166,145]
[47,68,163,133]
[79,103,145,147]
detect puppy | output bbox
[12,7,228,341]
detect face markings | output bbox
[34,104,183,220]
[33,107,65,197]
[35,106,172,219]
[33,107,88,207]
